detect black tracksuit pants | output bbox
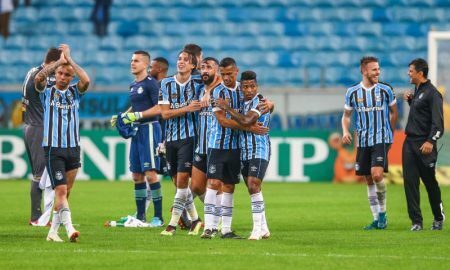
[402,138,444,225]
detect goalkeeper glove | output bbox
[121,112,143,124]
[110,115,118,127]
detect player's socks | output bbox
[213,193,223,230]
[150,182,163,220]
[185,188,199,221]
[134,182,147,221]
[30,180,42,221]
[204,188,217,230]
[168,188,188,227]
[59,207,75,234]
[260,192,269,233]
[375,179,387,213]
[367,184,380,221]
[250,192,264,235]
[49,211,61,234]
[145,182,152,213]
[221,192,234,235]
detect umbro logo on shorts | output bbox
[250,166,258,172]
[55,171,63,181]
[376,157,384,162]
[184,162,192,168]
[209,165,216,174]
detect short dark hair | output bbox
[44,47,61,64]
[134,50,151,62]
[360,56,379,69]
[153,57,169,70]
[202,57,219,66]
[240,70,257,82]
[179,49,197,71]
[409,58,429,78]
[219,57,237,68]
[183,43,202,57]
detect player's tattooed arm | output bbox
[34,53,66,92]
[217,98,259,127]
[59,44,90,93]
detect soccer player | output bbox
[22,47,60,226]
[341,56,398,230]
[183,43,202,74]
[186,57,223,237]
[203,57,257,239]
[149,57,169,82]
[119,51,164,226]
[215,71,271,240]
[159,50,203,236]
[34,44,90,242]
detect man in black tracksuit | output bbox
[403,58,444,231]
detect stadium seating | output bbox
[2,0,450,87]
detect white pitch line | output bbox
[2,249,450,261]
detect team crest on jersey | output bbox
[55,171,63,181]
[194,155,202,162]
[54,91,60,100]
[419,93,424,99]
[209,165,216,174]
[137,87,144,94]
[66,91,73,102]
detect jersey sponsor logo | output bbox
[355,106,384,112]
[50,100,76,110]
[170,101,190,109]
[209,164,216,174]
[55,171,64,181]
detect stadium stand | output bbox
[2,0,450,88]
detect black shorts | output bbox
[355,143,390,176]
[193,153,207,174]
[241,158,269,181]
[165,138,194,177]
[23,125,46,179]
[207,148,241,185]
[44,146,81,188]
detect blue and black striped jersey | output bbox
[195,84,214,155]
[41,84,83,148]
[208,82,244,150]
[158,75,202,142]
[344,82,396,147]
[240,94,271,161]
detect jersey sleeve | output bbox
[158,79,170,105]
[250,96,262,117]
[386,86,397,106]
[147,79,160,106]
[211,87,223,112]
[344,89,353,111]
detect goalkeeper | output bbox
[111,51,164,227]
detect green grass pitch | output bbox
[1,180,450,269]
